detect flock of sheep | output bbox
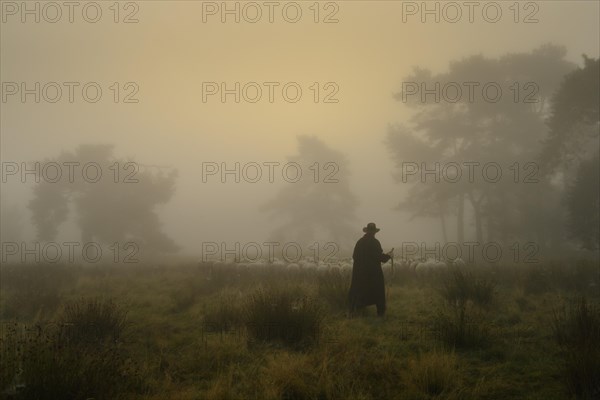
[208,256,467,275]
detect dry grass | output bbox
[405,349,460,397]
[1,260,597,399]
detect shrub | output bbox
[244,286,324,349]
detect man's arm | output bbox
[375,239,391,263]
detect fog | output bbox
[1,1,599,263]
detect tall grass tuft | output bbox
[435,267,495,347]
[434,308,490,349]
[439,266,496,308]
[406,350,460,397]
[0,298,144,400]
[202,293,244,333]
[244,286,324,349]
[58,297,128,344]
[317,268,350,312]
[552,296,600,399]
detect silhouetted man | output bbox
[348,222,393,317]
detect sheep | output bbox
[339,261,352,273]
[450,257,466,267]
[300,260,318,270]
[316,261,330,272]
[414,258,447,274]
[286,263,300,271]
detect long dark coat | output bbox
[348,234,391,309]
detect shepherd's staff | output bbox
[388,247,395,280]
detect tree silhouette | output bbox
[566,154,599,250]
[387,44,575,248]
[29,144,179,257]
[261,135,357,255]
[541,56,599,170]
[0,203,24,243]
[542,56,600,250]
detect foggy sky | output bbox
[1,1,599,257]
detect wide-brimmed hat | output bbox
[363,222,380,233]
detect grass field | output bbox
[1,260,599,399]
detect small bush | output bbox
[244,286,324,349]
[552,296,600,398]
[58,297,128,344]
